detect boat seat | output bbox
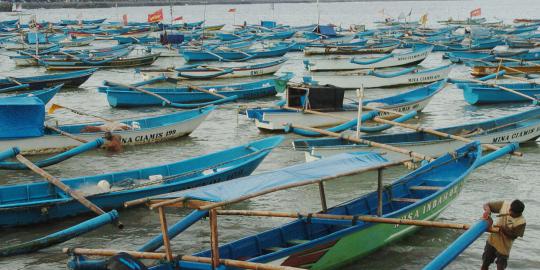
[392,198,420,203]
[409,185,443,191]
[262,246,286,253]
[287,239,309,246]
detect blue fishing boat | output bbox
[66,141,517,270]
[457,83,540,104]
[0,136,283,228]
[1,84,62,104]
[181,42,294,62]
[294,107,540,161]
[0,69,96,91]
[0,106,216,155]
[444,50,540,63]
[101,75,291,107]
[247,80,447,131]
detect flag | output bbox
[173,16,183,21]
[122,14,128,26]
[420,13,428,25]
[408,9,412,17]
[147,8,164,23]
[48,104,63,114]
[228,8,237,13]
[470,8,481,17]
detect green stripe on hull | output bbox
[311,181,466,270]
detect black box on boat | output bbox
[287,85,345,111]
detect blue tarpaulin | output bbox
[314,25,337,36]
[0,97,44,139]
[157,152,389,202]
[26,32,47,44]
[160,34,184,45]
[261,20,277,28]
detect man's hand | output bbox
[482,203,492,220]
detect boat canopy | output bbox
[314,25,337,36]
[287,85,345,111]
[156,152,389,203]
[0,97,44,139]
[26,32,48,44]
[261,20,277,28]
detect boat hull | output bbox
[0,107,213,155]
[306,45,433,71]
[310,65,451,88]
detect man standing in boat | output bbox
[481,199,526,270]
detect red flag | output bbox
[122,14,128,26]
[147,8,164,23]
[228,8,236,13]
[173,16,183,21]
[470,8,481,17]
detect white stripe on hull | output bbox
[0,113,209,155]
[310,66,451,88]
[303,121,540,162]
[141,62,284,81]
[307,48,432,71]
[303,44,398,55]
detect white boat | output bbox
[294,108,540,162]
[304,44,433,71]
[303,41,399,55]
[309,64,452,89]
[0,107,214,155]
[246,80,446,131]
[140,58,287,81]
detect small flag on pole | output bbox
[48,104,63,114]
[173,16,183,21]
[420,13,428,25]
[122,14,128,26]
[147,8,164,23]
[470,8,481,17]
[228,8,237,13]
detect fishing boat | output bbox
[0,69,97,91]
[293,107,540,162]
[304,44,433,71]
[309,65,452,89]
[59,36,96,47]
[101,75,291,107]
[65,140,517,270]
[247,80,447,131]
[457,83,540,104]
[444,50,540,63]
[470,61,540,76]
[39,53,160,71]
[0,84,62,104]
[0,135,283,228]
[138,57,287,80]
[181,43,293,62]
[0,106,215,155]
[303,40,399,55]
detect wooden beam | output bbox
[158,207,173,262]
[214,210,499,233]
[377,168,383,217]
[318,182,327,212]
[209,209,220,269]
[62,248,304,270]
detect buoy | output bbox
[97,180,111,192]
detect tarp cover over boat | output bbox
[157,152,389,202]
[0,97,44,139]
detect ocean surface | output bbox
[1,0,540,269]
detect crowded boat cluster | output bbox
[0,7,539,270]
